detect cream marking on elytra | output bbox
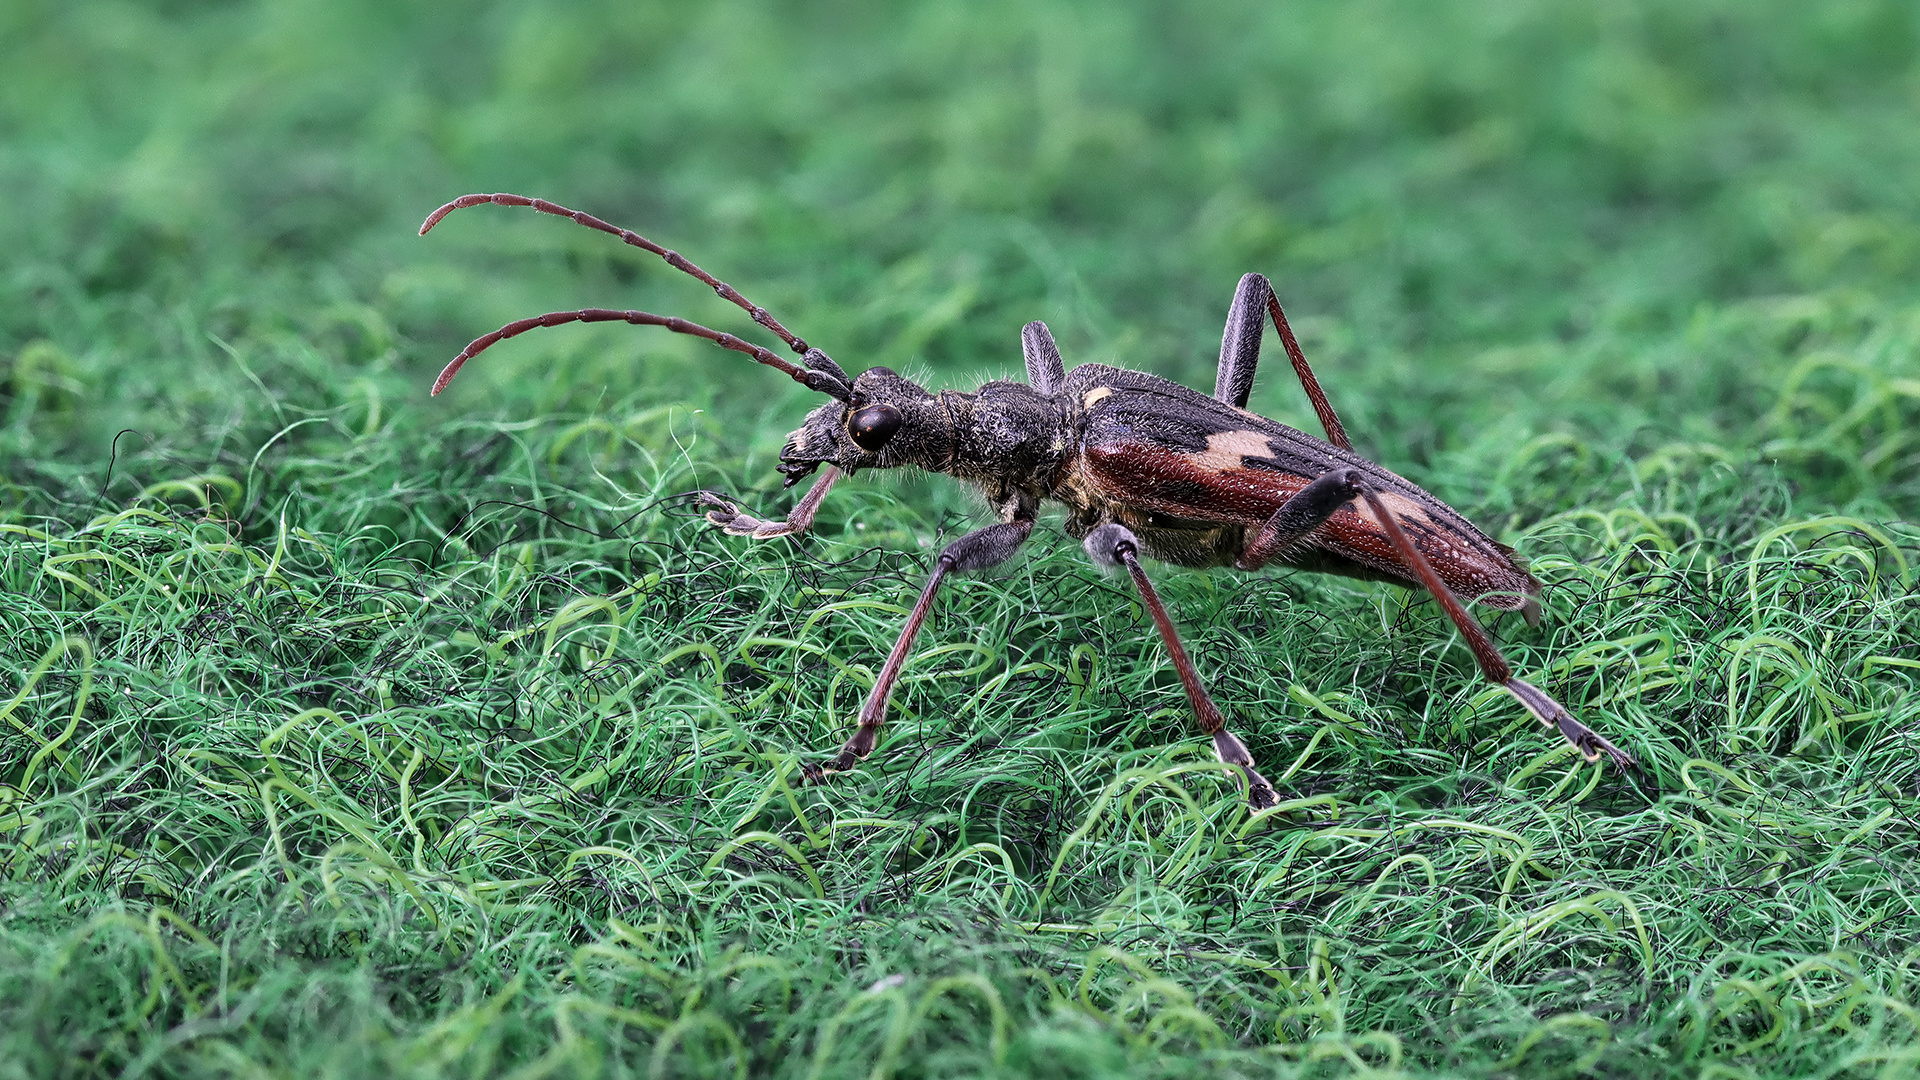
[1351,489,1436,533]
[1186,429,1280,472]
[1081,387,1113,408]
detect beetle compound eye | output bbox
[847,403,903,452]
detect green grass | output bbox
[4,0,1920,1076]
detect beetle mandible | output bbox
[421,192,1634,809]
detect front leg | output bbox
[803,517,1034,782]
[1084,523,1279,811]
[699,466,840,539]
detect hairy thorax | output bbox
[938,382,1075,516]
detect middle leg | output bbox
[1084,523,1279,810]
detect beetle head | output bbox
[778,367,951,485]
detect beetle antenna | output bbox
[421,194,854,400]
[429,307,852,400]
[422,193,818,357]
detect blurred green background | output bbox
[3,1,1918,1077]
[7,0,1917,503]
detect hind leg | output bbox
[1358,489,1634,767]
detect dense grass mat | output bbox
[3,0,1918,1076]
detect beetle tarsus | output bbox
[698,493,796,538]
[1214,730,1280,810]
[695,492,805,539]
[1505,678,1638,769]
[697,466,842,541]
[799,751,859,785]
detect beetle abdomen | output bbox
[1057,365,1541,614]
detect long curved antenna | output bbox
[430,308,850,399]
[421,193,812,356]
[420,193,853,400]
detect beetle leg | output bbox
[1021,321,1066,394]
[802,518,1034,782]
[699,466,841,540]
[1214,273,1268,410]
[1212,273,1351,451]
[1264,291,1351,451]
[1237,468,1365,571]
[1358,489,1635,768]
[1084,523,1279,811]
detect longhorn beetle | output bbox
[421,192,1634,810]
